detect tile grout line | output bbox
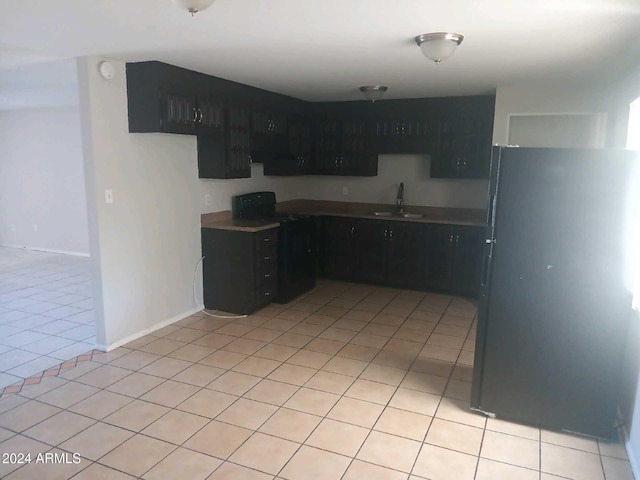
[2,280,628,479]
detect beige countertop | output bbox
[202,200,487,230]
[201,211,279,232]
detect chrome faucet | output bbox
[396,182,405,213]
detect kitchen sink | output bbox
[372,211,395,216]
[371,211,425,219]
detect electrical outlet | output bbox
[33,224,38,232]
[205,194,212,206]
[105,189,113,204]
[342,186,349,196]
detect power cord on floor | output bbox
[193,256,247,319]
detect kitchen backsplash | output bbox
[199,154,489,213]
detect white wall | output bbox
[0,106,89,255]
[492,81,615,146]
[199,156,488,211]
[77,57,304,349]
[294,155,488,209]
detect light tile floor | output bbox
[0,279,633,480]
[0,247,96,388]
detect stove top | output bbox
[260,213,310,223]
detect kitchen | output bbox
[0,1,639,479]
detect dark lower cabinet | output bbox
[323,217,426,290]
[355,220,388,283]
[386,222,426,289]
[321,216,482,296]
[425,224,484,296]
[322,217,357,280]
[201,227,278,315]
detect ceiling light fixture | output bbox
[359,86,388,103]
[171,0,215,16]
[415,32,464,64]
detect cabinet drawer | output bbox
[255,229,278,251]
[256,269,277,288]
[256,285,277,306]
[255,249,277,271]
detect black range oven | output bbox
[232,192,315,304]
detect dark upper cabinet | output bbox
[322,216,358,279]
[431,97,495,179]
[197,105,252,179]
[127,62,495,180]
[312,116,377,176]
[250,110,289,163]
[127,62,220,136]
[371,99,438,154]
[263,115,313,176]
[425,224,484,296]
[126,61,306,178]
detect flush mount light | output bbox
[415,32,464,64]
[171,0,215,16]
[359,86,388,103]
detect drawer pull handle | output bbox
[264,273,271,278]
[263,238,271,242]
[264,291,271,296]
[264,256,271,260]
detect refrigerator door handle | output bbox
[487,194,497,227]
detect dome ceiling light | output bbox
[415,32,464,64]
[359,86,388,103]
[171,0,215,16]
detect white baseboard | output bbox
[626,438,640,480]
[95,307,202,352]
[620,423,640,480]
[0,244,90,257]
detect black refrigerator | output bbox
[471,146,639,439]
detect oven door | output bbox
[275,217,316,303]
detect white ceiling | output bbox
[0,0,639,109]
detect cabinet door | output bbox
[313,120,340,174]
[161,91,196,134]
[452,226,484,296]
[340,120,378,176]
[459,115,493,179]
[226,106,251,178]
[355,220,388,284]
[251,110,289,161]
[196,98,225,136]
[425,224,455,292]
[387,222,425,288]
[433,111,493,179]
[432,115,459,178]
[323,217,356,279]
[264,118,312,176]
[374,117,436,154]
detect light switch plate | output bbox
[105,189,114,204]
